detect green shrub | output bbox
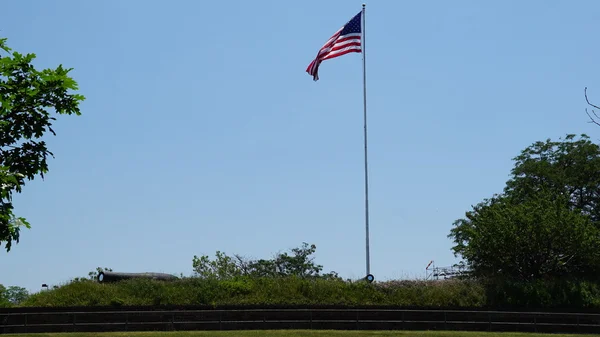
[21,276,487,307]
[484,278,600,308]
[20,276,600,309]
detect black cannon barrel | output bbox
[97,271,179,283]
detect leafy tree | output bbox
[505,134,600,223]
[192,251,242,279]
[5,285,29,304]
[0,284,29,305]
[242,243,327,278]
[192,242,339,280]
[0,37,84,251]
[0,284,10,307]
[450,188,600,280]
[268,242,325,278]
[449,134,600,280]
[0,168,27,252]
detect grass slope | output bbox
[21,278,484,307]
[17,276,600,309]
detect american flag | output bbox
[306,11,362,81]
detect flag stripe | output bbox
[327,41,361,54]
[333,33,362,44]
[306,11,362,81]
[321,46,361,61]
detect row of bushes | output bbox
[17,276,600,309]
[21,277,483,307]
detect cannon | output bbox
[97,271,179,283]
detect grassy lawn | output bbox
[4,331,600,337]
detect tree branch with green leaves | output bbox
[0,37,85,252]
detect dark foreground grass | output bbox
[5,331,600,337]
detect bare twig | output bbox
[585,87,600,126]
[585,109,600,126]
[585,87,600,110]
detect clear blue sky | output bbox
[2,0,600,293]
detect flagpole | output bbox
[361,3,371,278]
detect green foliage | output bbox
[21,276,600,309]
[450,189,600,280]
[5,285,29,304]
[449,134,600,281]
[0,166,30,252]
[505,134,600,223]
[0,284,10,307]
[192,251,244,279]
[0,284,29,306]
[0,37,85,252]
[192,243,339,280]
[20,277,485,308]
[484,279,600,308]
[88,267,113,280]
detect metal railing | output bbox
[2,308,600,334]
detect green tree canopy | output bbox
[0,284,9,307]
[192,242,339,280]
[449,134,600,281]
[0,37,84,251]
[505,134,600,223]
[450,189,600,280]
[0,284,29,306]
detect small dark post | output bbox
[444,311,447,330]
